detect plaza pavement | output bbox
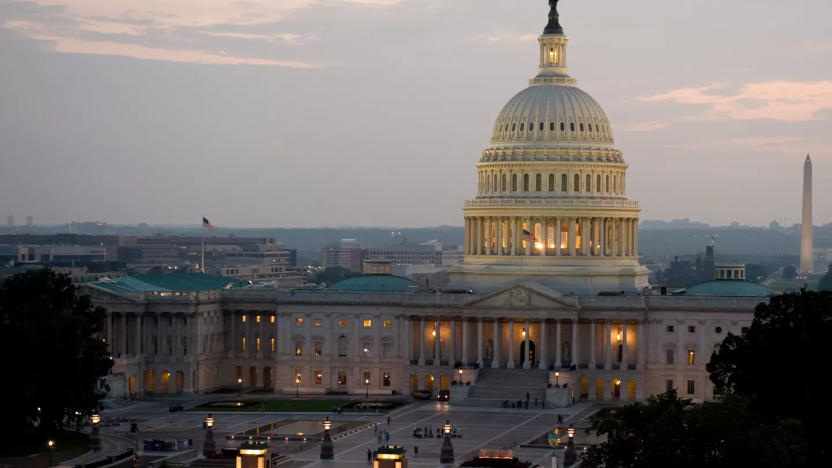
[97,398,604,468]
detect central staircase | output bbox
[461,368,549,407]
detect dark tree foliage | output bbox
[0,270,112,443]
[818,271,832,291]
[708,291,832,465]
[582,391,805,468]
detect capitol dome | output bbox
[449,1,649,296]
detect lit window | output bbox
[687,380,695,395]
[270,315,275,324]
[339,319,347,328]
[241,336,246,352]
[383,320,392,328]
[256,315,261,323]
[270,337,275,352]
[363,319,372,328]
[295,372,302,385]
[363,344,372,356]
[315,371,322,385]
[338,372,347,385]
[314,319,322,327]
[688,350,695,365]
[383,371,391,387]
[315,341,322,356]
[241,315,247,323]
[295,342,303,356]
[255,337,261,352]
[295,318,303,326]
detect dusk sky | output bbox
[1,0,831,228]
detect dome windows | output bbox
[560,122,565,132]
[523,174,529,192]
[548,174,555,192]
[519,123,525,131]
[573,174,580,192]
[579,123,585,132]
[586,175,591,193]
[588,123,593,132]
[550,122,555,131]
[570,123,575,132]
[511,123,516,131]
[539,122,544,132]
[528,122,534,132]
[535,174,542,191]
[561,174,567,193]
[501,174,507,192]
[596,175,602,192]
[549,47,558,64]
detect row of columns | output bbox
[412,317,644,371]
[464,216,638,257]
[107,312,198,359]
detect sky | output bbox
[1,0,831,228]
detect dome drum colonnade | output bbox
[453,4,649,294]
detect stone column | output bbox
[418,318,426,365]
[590,321,596,369]
[523,319,531,369]
[120,314,127,357]
[525,217,533,256]
[492,320,501,368]
[634,219,639,257]
[135,314,142,356]
[434,318,441,366]
[507,321,516,368]
[584,217,591,256]
[449,318,456,367]
[497,218,504,256]
[555,320,562,369]
[538,319,548,370]
[600,218,607,256]
[476,218,483,255]
[477,319,484,367]
[604,321,612,370]
[571,320,579,368]
[106,313,113,353]
[637,321,646,370]
[568,218,576,256]
[512,218,520,256]
[555,217,561,256]
[621,323,628,369]
[462,319,469,366]
[540,217,548,256]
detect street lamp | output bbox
[47,440,55,467]
[89,411,102,451]
[237,377,242,396]
[320,417,334,460]
[364,378,370,398]
[440,419,454,464]
[296,375,301,398]
[565,427,577,466]
[555,371,560,386]
[458,369,463,384]
[203,414,216,457]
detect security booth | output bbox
[374,445,407,468]
[236,441,270,468]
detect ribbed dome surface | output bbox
[489,84,615,148]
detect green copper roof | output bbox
[329,275,418,292]
[675,280,770,297]
[91,274,244,293]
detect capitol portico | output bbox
[85,2,764,407]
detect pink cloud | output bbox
[639,81,832,122]
[616,121,668,132]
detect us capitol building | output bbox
[83,4,768,405]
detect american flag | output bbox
[202,217,215,231]
[522,229,537,242]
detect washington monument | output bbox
[800,154,813,273]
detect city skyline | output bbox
[1,0,831,227]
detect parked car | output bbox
[436,390,450,401]
[411,390,433,400]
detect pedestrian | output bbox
[526,392,530,401]
[534,397,538,407]
[374,424,378,434]
[387,416,391,425]
[367,449,372,464]
[414,445,419,456]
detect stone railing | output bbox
[464,198,639,208]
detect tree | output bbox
[0,270,112,444]
[581,391,805,468]
[818,270,832,291]
[708,291,832,465]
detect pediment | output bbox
[81,285,139,303]
[465,282,575,309]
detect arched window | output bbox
[523,174,529,191]
[586,175,591,192]
[596,175,601,192]
[539,122,544,132]
[574,174,580,192]
[511,174,518,192]
[549,174,555,192]
[570,123,575,132]
[502,174,507,192]
[520,123,525,131]
[493,174,498,192]
[579,123,584,132]
[528,122,534,132]
[511,123,516,131]
[561,174,568,192]
[560,122,565,131]
[550,122,555,131]
[535,174,542,191]
[588,123,593,132]
[614,175,618,193]
[337,335,348,357]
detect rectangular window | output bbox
[314,319,322,327]
[666,325,674,333]
[665,348,674,365]
[241,336,246,352]
[383,371,391,387]
[383,342,392,358]
[688,350,695,365]
[295,317,303,326]
[256,315,261,323]
[315,370,322,385]
[339,319,347,328]
[338,371,347,385]
[270,337,275,352]
[255,337,261,352]
[383,320,392,328]
[687,380,696,395]
[688,325,695,333]
[270,315,275,324]
[295,341,303,356]
[362,344,372,357]
[363,319,372,328]
[315,341,322,356]
[666,379,674,392]
[241,315,247,323]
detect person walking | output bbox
[387,416,391,425]
[367,449,372,464]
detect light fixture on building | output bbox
[432,327,436,337]
[616,330,622,342]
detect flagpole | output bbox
[201,215,205,274]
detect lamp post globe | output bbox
[440,419,454,464]
[565,426,577,466]
[203,414,216,456]
[47,440,55,467]
[364,378,370,398]
[89,411,102,451]
[320,417,334,460]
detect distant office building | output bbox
[6,215,12,226]
[322,239,366,272]
[26,216,33,226]
[219,265,305,287]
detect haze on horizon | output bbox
[1,0,831,229]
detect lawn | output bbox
[191,399,407,413]
[0,429,89,468]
